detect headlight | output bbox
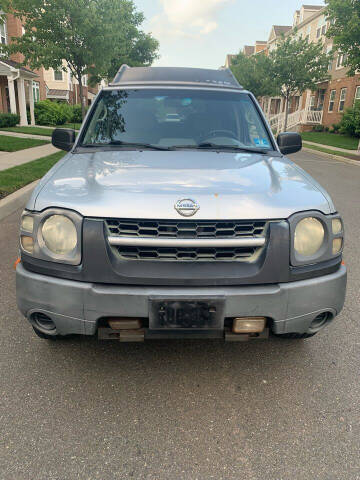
[294,217,325,257]
[19,209,82,265]
[290,212,344,266]
[41,215,77,255]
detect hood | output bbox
[29,150,334,220]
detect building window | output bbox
[32,82,40,103]
[354,86,360,105]
[82,75,88,87]
[339,88,347,112]
[328,90,336,112]
[0,22,7,44]
[317,17,327,38]
[318,89,326,110]
[54,69,63,81]
[336,53,347,69]
[310,95,316,110]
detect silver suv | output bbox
[16,66,347,342]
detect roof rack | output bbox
[110,65,243,90]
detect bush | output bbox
[338,101,360,137]
[331,123,341,134]
[34,100,69,126]
[0,113,20,128]
[71,104,84,123]
[313,125,324,132]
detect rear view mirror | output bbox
[277,132,302,155]
[52,128,76,152]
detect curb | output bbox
[303,147,360,166]
[0,180,38,222]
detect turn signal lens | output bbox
[233,317,266,334]
[21,215,34,233]
[332,218,343,235]
[21,235,34,254]
[333,238,343,255]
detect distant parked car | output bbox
[16,66,347,343]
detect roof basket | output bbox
[110,65,243,90]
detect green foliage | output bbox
[230,52,279,98]
[313,125,325,132]
[0,113,20,128]
[0,0,159,119]
[71,105,85,124]
[326,0,360,76]
[34,100,69,126]
[338,101,360,138]
[331,123,341,134]
[269,35,331,99]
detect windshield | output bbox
[80,89,273,151]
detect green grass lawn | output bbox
[301,132,359,150]
[0,135,49,152]
[303,142,360,161]
[62,123,82,130]
[0,126,55,137]
[0,151,66,199]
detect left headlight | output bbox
[20,209,82,265]
[290,212,344,266]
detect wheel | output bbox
[32,327,59,341]
[273,332,317,340]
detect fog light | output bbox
[332,218,342,235]
[233,317,266,334]
[333,238,343,255]
[21,235,34,254]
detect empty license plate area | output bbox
[149,298,225,330]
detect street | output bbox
[1,150,359,480]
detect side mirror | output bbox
[277,132,302,155]
[52,128,76,152]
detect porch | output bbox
[0,59,38,126]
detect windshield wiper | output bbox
[195,143,271,154]
[81,141,172,151]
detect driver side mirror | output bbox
[52,128,76,152]
[277,132,302,155]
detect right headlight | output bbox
[290,212,344,266]
[20,209,82,265]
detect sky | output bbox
[134,0,325,69]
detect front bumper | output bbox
[16,263,347,339]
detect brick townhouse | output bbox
[224,4,360,132]
[0,12,101,125]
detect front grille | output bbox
[105,219,268,262]
[106,219,267,239]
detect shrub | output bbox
[0,112,20,127]
[34,100,68,126]
[338,101,360,137]
[331,123,341,134]
[71,104,84,123]
[313,125,324,132]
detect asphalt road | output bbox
[1,150,359,480]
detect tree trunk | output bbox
[78,78,86,120]
[284,96,290,132]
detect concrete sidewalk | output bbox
[0,143,58,171]
[0,130,50,141]
[305,140,360,156]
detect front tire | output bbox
[32,327,59,341]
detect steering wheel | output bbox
[199,129,238,143]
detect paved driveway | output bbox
[1,151,359,480]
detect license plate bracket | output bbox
[149,297,225,330]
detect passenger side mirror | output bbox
[52,128,76,152]
[277,132,302,155]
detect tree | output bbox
[326,0,360,76]
[1,0,159,118]
[269,35,331,131]
[230,52,279,99]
